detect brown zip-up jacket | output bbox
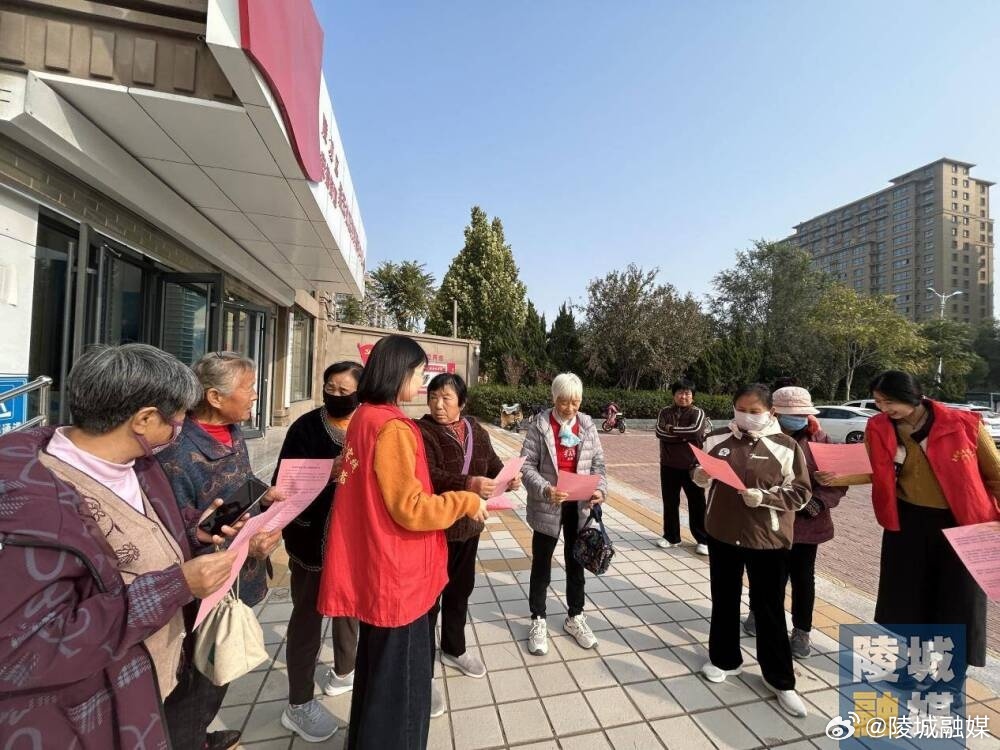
[655,404,711,469]
[700,420,811,550]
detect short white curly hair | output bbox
[551,372,583,402]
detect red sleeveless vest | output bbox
[867,400,1000,531]
[317,403,448,627]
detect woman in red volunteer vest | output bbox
[317,335,487,750]
[866,371,1000,668]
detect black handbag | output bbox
[572,504,615,575]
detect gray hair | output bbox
[551,372,583,401]
[192,351,256,398]
[68,344,202,434]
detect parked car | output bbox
[944,403,1000,445]
[816,405,876,444]
[842,398,878,412]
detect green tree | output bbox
[709,240,833,388]
[971,318,1000,391]
[336,295,366,324]
[581,264,710,390]
[367,260,436,331]
[519,301,550,384]
[547,302,582,374]
[426,206,528,380]
[687,329,764,395]
[918,319,984,400]
[809,284,925,400]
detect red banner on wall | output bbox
[357,342,374,364]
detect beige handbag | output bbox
[193,581,268,686]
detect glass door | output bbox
[157,273,224,366]
[222,302,271,438]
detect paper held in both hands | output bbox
[194,458,334,628]
[486,456,525,511]
[556,470,602,501]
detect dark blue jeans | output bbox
[347,608,434,750]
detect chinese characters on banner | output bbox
[421,353,458,394]
[320,114,364,270]
[832,624,989,746]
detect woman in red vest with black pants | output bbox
[867,371,1000,669]
[318,335,488,749]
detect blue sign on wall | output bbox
[0,375,28,435]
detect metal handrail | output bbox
[0,376,53,432]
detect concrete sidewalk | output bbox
[217,426,1000,749]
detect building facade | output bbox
[788,158,994,325]
[0,0,366,436]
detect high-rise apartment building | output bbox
[788,158,994,324]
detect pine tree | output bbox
[547,302,582,374]
[427,206,528,380]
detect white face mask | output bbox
[733,409,772,433]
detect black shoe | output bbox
[205,730,242,750]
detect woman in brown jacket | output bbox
[694,383,812,719]
[418,373,520,716]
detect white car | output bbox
[944,403,1000,445]
[842,399,878,412]
[815,405,876,444]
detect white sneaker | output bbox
[700,660,742,683]
[763,679,808,717]
[431,682,446,718]
[281,699,339,743]
[656,538,670,549]
[695,543,709,556]
[564,614,598,649]
[322,668,354,697]
[528,618,549,655]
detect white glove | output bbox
[741,488,764,508]
[691,467,711,488]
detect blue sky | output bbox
[319,1,1000,321]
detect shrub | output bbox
[465,384,735,421]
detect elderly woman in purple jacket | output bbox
[0,344,240,750]
[742,386,847,659]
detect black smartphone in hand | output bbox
[199,476,269,536]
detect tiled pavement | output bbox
[220,426,1000,749]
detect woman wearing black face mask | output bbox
[273,360,363,742]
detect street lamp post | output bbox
[925,286,965,386]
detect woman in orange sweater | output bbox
[318,335,487,750]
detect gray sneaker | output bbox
[441,650,487,678]
[790,627,812,659]
[742,612,756,637]
[431,682,446,718]
[281,699,338,743]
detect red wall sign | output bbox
[239,0,324,182]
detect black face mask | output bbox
[324,392,358,418]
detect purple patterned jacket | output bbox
[0,427,200,749]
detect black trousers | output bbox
[428,535,480,663]
[163,661,228,748]
[660,465,708,544]
[787,543,818,632]
[751,542,820,632]
[347,608,435,750]
[708,537,795,691]
[876,501,987,668]
[529,502,585,619]
[287,560,360,705]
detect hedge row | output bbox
[465,384,734,421]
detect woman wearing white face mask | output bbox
[692,383,812,719]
